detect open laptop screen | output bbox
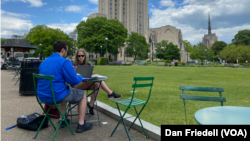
[76,66,94,78]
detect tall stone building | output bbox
[202,13,218,48]
[98,0,149,35]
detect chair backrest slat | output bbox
[134,77,154,81]
[132,83,153,88]
[180,94,226,102]
[179,85,224,92]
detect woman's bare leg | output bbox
[100,81,113,95]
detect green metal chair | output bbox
[110,77,154,141]
[180,85,226,125]
[33,74,74,141]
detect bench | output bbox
[233,64,240,68]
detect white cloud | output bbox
[160,0,176,7]
[2,0,46,7]
[47,23,78,34]
[65,5,83,13]
[149,0,250,44]
[82,17,87,21]
[1,10,33,37]
[88,0,98,4]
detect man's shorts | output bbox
[57,88,84,104]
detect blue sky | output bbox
[1,0,250,45]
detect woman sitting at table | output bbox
[73,49,122,115]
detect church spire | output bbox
[208,12,211,34]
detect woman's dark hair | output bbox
[53,40,68,52]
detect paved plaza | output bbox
[1,70,155,141]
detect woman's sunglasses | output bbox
[78,55,85,58]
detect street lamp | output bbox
[105,37,108,65]
[186,40,188,66]
[205,49,207,65]
[100,45,102,57]
[218,44,220,63]
[39,43,42,60]
[127,46,129,62]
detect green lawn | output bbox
[92,66,250,126]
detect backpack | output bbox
[44,105,60,118]
[17,113,48,131]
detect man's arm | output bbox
[62,60,83,85]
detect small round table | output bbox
[195,106,250,125]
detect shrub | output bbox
[239,63,245,65]
[227,64,232,67]
[181,62,186,66]
[97,57,109,65]
[165,60,171,64]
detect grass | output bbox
[92,66,250,126]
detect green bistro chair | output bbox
[33,74,74,141]
[180,85,226,125]
[110,77,154,141]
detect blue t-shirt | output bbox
[37,53,83,103]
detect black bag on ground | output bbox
[1,64,7,70]
[17,113,48,131]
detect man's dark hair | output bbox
[53,40,68,52]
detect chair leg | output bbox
[34,106,54,139]
[110,103,131,141]
[128,106,148,138]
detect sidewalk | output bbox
[1,70,155,141]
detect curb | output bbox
[88,98,161,141]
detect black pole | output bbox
[39,43,41,60]
[106,37,107,65]
[206,50,207,64]
[186,42,188,66]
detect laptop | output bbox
[76,66,96,80]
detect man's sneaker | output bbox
[76,122,93,133]
[108,91,122,99]
[87,103,94,115]
[57,119,70,128]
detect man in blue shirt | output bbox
[37,40,92,133]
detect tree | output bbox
[210,41,227,60]
[155,40,180,60]
[125,32,150,61]
[25,25,71,59]
[189,43,207,62]
[232,29,250,45]
[76,17,127,56]
[221,44,250,62]
[1,38,6,44]
[183,40,192,52]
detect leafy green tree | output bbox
[155,40,180,60]
[189,43,208,62]
[210,41,227,60]
[76,17,127,56]
[125,32,150,61]
[25,25,71,59]
[1,38,6,44]
[183,40,193,52]
[221,44,250,62]
[232,29,250,45]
